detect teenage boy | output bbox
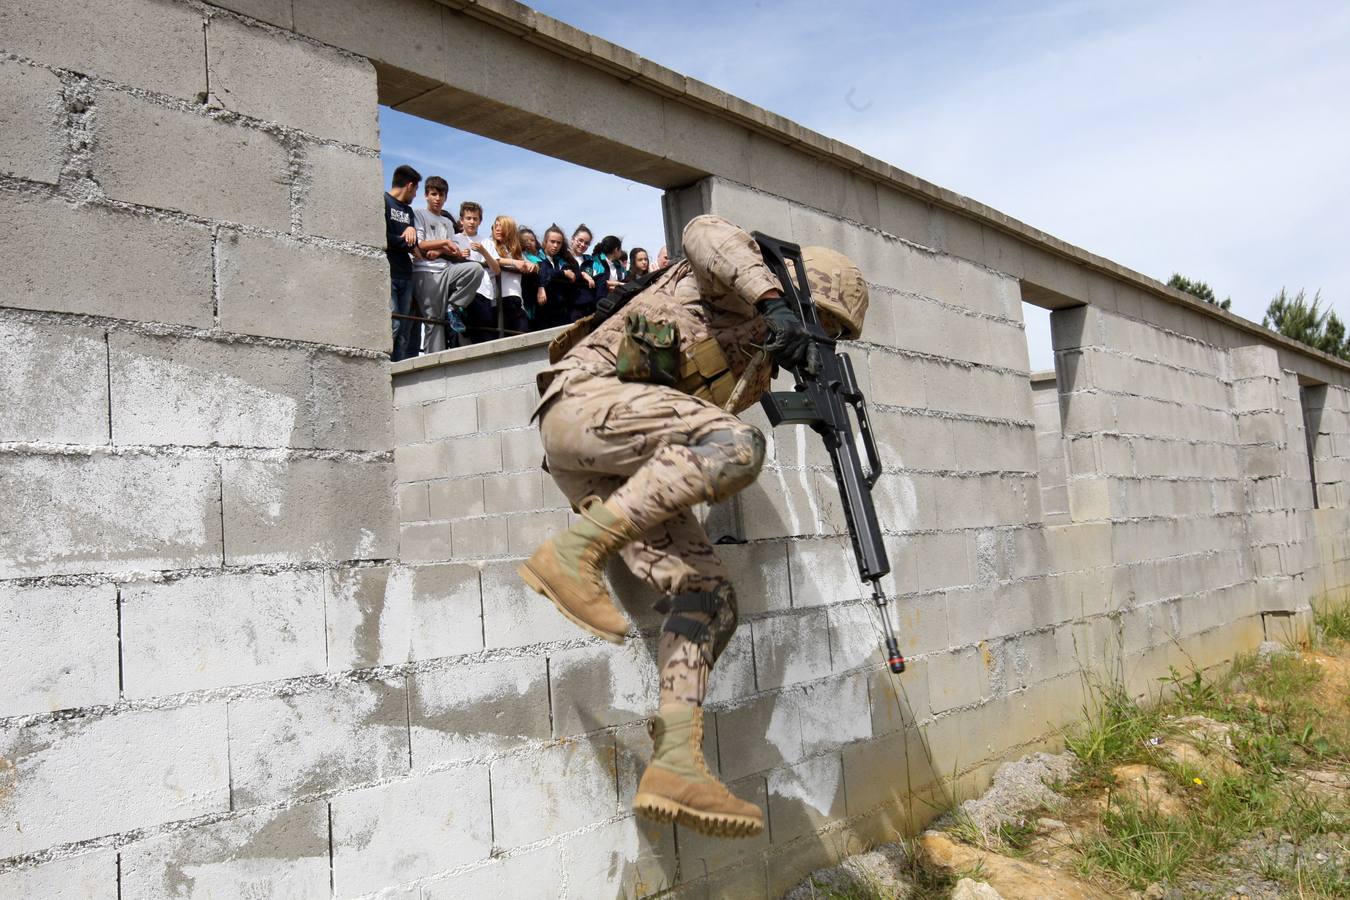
[452,201,501,343]
[413,177,481,353]
[385,165,422,361]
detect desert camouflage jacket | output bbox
[541,214,782,414]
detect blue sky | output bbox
[379,0,1350,368]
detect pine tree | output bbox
[1263,288,1348,360]
[1167,273,1232,311]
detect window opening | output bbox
[378,107,666,358]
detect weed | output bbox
[1063,676,1162,776]
[1077,801,1200,888]
[1313,596,1350,645]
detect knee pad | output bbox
[690,425,766,503]
[662,582,739,664]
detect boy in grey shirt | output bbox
[412,176,481,353]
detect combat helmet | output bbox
[800,246,868,339]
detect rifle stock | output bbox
[752,232,906,674]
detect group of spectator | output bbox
[385,164,670,362]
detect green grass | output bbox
[1313,595,1350,644]
[1062,674,1163,778]
[1055,644,1350,893]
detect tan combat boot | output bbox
[518,496,640,644]
[633,704,765,838]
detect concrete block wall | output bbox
[386,175,1348,896]
[0,1,400,896]
[5,0,1350,896]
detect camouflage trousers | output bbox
[537,368,765,706]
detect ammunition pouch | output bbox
[676,337,736,408]
[616,313,680,386]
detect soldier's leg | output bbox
[616,513,735,708]
[619,514,762,838]
[523,374,764,647]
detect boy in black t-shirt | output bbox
[385,165,421,361]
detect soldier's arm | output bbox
[680,215,783,314]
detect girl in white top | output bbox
[490,215,536,335]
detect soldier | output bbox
[520,214,868,838]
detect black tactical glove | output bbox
[760,297,816,373]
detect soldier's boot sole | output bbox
[632,792,764,838]
[517,559,626,645]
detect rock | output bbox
[953,877,1005,899]
[1111,764,1188,818]
[783,841,914,900]
[1294,768,1350,804]
[953,751,1077,846]
[1143,884,1166,900]
[917,831,1116,900]
[1160,738,1242,780]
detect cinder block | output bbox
[120,803,329,900]
[548,640,659,737]
[302,142,385,246]
[0,318,108,445]
[502,426,546,470]
[840,729,913,818]
[787,537,865,608]
[753,609,832,690]
[0,452,221,578]
[705,627,757,705]
[911,531,974,592]
[868,349,930,409]
[396,441,449,482]
[216,231,389,352]
[714,692,799,781]
[0,583,118,718]
[480,559,580,649]
[394,405,423,445]
[428,476,486,519]
[0,704,229,856]
[766,752,845,843]
[108,331,310,448]
[410,657,550,765]
[121,570,326,697]
[228,678,408,807]
[330,767,492,897]
[490,737,618,849]
[0,191,214,326]
[293,0,448,85]
[442,432,504,477]
[310,352,392,451]
[0,850,116,900]
[483,470,543,514]
[222,456,396,564]
[797,672,873,755]
[506,509,568,556]
[422,394,478,440]
[398,481,430,521]
[94,91,290,230]
[561,815,680,899]
[422,844,564,899]
[477,384,538,433]
[926,644,988,713]
[0,58,64,184]
[0,0,205,100]
[399,520,452,562]
[451,514,510,558]
[325,563,482,669]
[207,15,376,145]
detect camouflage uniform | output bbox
[533,215,782,703]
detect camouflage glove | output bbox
[760,298,815,373]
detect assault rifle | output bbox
[752,232,906,674]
